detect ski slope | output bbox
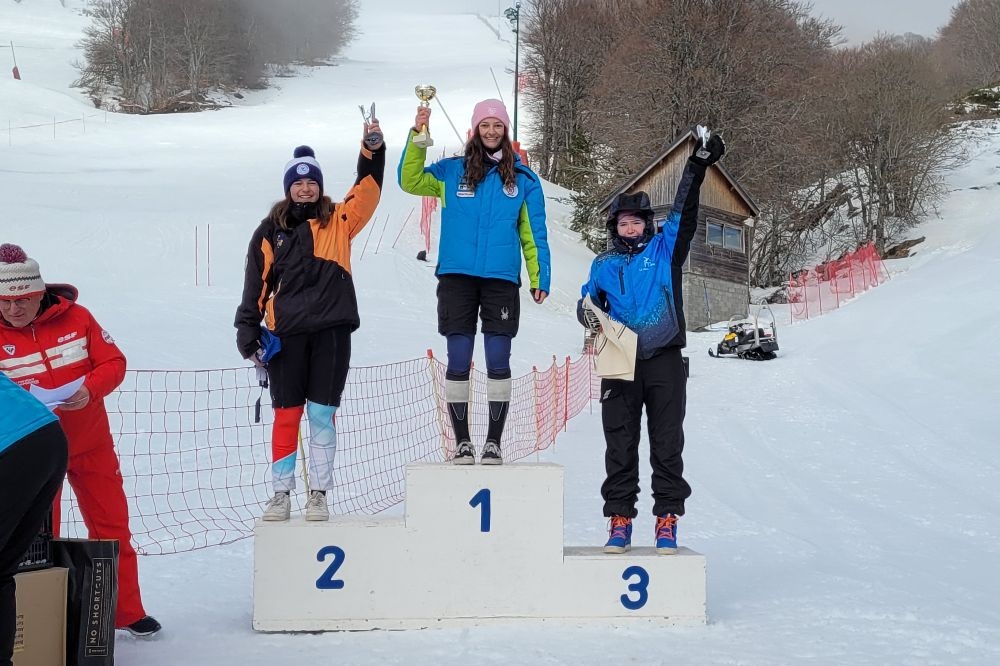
[2,1,999,663]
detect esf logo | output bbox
[58,331,79,344]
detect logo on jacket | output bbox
[102,330,115,344]
[275,232,286,249]
[457,178,475,198]
[503,183,518,198]
[57,331,78,344]
[2,344,13,355]
[501,307,510,321]
[640,257,656,271]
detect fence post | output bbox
[374,213,391,254]
[391,207,416,250]
[563,356,570,432]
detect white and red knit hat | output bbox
[0,244,45,299]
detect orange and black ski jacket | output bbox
[235,145,384,358]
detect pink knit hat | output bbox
[470,99,511,135]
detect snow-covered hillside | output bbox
[2,1,998,663]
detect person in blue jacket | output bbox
[0,373,68,666]
[399,98,551,465]
[578,130,725,555]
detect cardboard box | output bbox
[13,567,67,666]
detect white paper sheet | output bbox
[28,376,86,411]
[583,295,638,381]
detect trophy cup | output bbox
[413,84,437,148]
[696,124,711,147]
[359,102,382,149]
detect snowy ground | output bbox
[2,1,999,664]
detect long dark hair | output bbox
[266,195,335,230]
[462,132,517,191]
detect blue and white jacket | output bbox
[579,161,706,359]
[0,372,57,456]
[398,131,551,292]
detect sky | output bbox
[807,0,958,43]
[2,0,999,664]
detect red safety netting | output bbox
[788,242,889,323]
[58,353,598,554]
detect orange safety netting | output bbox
[788,242,889,323]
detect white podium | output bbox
[253,463,706,630]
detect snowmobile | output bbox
[708,301,779,361]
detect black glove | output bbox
[236,324,261,360]
[689,133,726,167]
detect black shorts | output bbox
[266,326,352,408]
[436,274,520,337]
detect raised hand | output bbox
[414,106,431,132]
[364,119,384,150]
[690,132,726,167]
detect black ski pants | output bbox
[600,347,691,518]
[0,421,68,666]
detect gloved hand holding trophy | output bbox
[412,84,436,148]
[359,102,384,150]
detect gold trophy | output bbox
[413,84,437,148]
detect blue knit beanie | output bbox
[283,145,323,195]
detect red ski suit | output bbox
[0,285,146,627]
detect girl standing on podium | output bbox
[398,99,551,465]
[578,131,726,555]
[235,121,385,523]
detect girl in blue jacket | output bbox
[578,132,725,555]
[0,373,68,666]
[399,99,551,465]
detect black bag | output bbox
[51,538,119,666]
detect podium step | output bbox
[253,463,706,630]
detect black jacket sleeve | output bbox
[356,144,386,189]
[234,222,273,359]
[670,159,708,267]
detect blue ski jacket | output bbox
[579,161,706,359]
[0,372,57,456]
[398,131,551,293]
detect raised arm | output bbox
[661,132,726,267]
[338,139,386,240]
[397,106,446,198]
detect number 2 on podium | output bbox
[469,488,491,532]
[315,545,346,590]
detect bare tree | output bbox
[76,0,359,113]
[937,0,1000,90]
[826,37,957,254]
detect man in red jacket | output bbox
[0,244,160,637]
